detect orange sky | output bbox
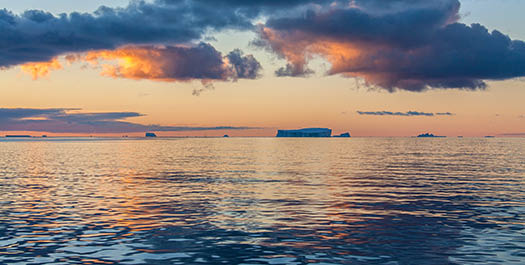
[1,1,524,137]
[2,59,524,137]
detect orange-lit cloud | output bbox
[84,44,228,82]
[257,1,525,91]
[258,27,364,78]
[20,59,62,80]
[20,43,261,85]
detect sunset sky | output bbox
[1,0,524,137]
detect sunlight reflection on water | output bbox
[0,138,524,264]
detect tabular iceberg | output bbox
[276,128,332,138]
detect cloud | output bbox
[191,0,313,6]
[0,108,76,120]
[0,108,258,133]
[1,1,262,83]
[436,112,455,116]
[275,63,314,77]
[225,49,262,79]
[357,110,455,116]
[175,0,331,17]
[3,0,525,92]
[20,58,62,80]
[192,80,215,96]
[0,1,254,68]
[21,43,263,82]
[499,133,525,137]
[255,0,525,91]
[83,43,262,82]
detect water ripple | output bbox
[0,138,524,264]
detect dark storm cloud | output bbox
[265,0,460,48]
[257,0,525,91]
[0,108,257,133]
[357,111,455,117]
[0,0,254,68]
[179,0,329,16]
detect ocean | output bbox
[0,137,524,264]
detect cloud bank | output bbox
[255,0,525,91]
[0,1,253,67]
[0,108,257,133]
[24,43,262,82]
[500,133,525,137]
[357,111,455,117]
[2,0,525,91]
[1,1,261,83]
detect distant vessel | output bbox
[223,135,230,138]
[333,132,351,138]
[5,135,32,138]
[417,133,445,138]
[145,132,157,138]
[276,128,332,137]
[484,136,495,138]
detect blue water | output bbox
[0,138,524,264]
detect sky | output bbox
[0,0,524,137]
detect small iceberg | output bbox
[145,132,157,138]
[333,132,351,138]
[417,133,445,138]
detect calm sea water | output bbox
[0,138,524,265]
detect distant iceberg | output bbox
[276,128,332,137]
[334,132,351,138]
[417,133,445,138]
[145,132,157,137]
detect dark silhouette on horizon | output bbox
[417,133,445,138]
[334,132,351,138]
[145,132,157,138]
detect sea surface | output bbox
[0,137,524,265]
